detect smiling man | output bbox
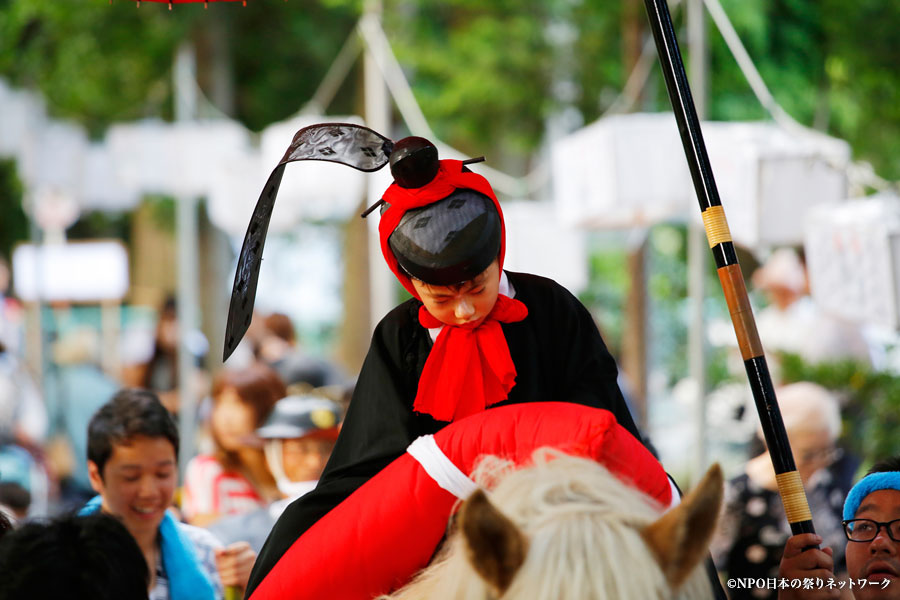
[842,458,900,599]
[84,389,254,600]
[779,457,900,599]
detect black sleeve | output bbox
[320,307,429,479]
[245,302,435,597]
[566,292,643,440]
[543,275,642,442]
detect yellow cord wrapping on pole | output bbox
[224,587,241,600]
[776,471,813,523]
[701,205,732,248]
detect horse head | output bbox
[387,451,723,600]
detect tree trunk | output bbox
[336,198,372,375]
[622,239,648,429]
[621,0,649,430]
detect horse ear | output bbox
[641,463,724,588]
[459,488,528,595]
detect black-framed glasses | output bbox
[842,519,900,542]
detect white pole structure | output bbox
[19,115,46,389]
[174,42,201,480]
[687,0,709,479]
[363,0,395,333]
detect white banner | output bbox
[12,241,130,302]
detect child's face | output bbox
[211,386,258,452]
[88,435,177,541]
[412,259,501,327]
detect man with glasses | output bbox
[779,456,900,599]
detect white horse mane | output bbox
[382,449,714,600]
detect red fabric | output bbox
[379,160,521,421]
[415,296,528,421]
[249,402,671,600]
[182,455,266,520]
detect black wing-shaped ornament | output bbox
[223,123,394,360]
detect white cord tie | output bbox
[407,434,478,500]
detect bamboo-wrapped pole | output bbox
[642,0,815,536]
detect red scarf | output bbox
[379,160,527,421]
[415,295,527,421]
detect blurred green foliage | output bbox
[67,210,132,244]
[0,0,192,136]
[707,0,900,181]
[0,0,358,134]
[580,224,734,388]
[385,1,625,167]
[218,2,359,130]
[581,240,627,352]
[0,0,896,178]
[143,194,178,234]
[780,351,900,466]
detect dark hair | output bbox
[140,296,178,390]
[867,456,900,476]
[0,512,149,600]
[0,482,30,515]
[87,388,179,477]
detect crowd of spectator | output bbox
[0,265,349,598]
[0,244,894,599]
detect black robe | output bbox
[245,270,641,595]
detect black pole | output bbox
[642,0,815,536]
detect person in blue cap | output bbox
[779,456,900,599]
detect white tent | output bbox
[0,77,367,237]
[0,80,46,161]
[502,201,588,294]
[106,118,253,200]
[552,113,851,250]
[805,194,900,330]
